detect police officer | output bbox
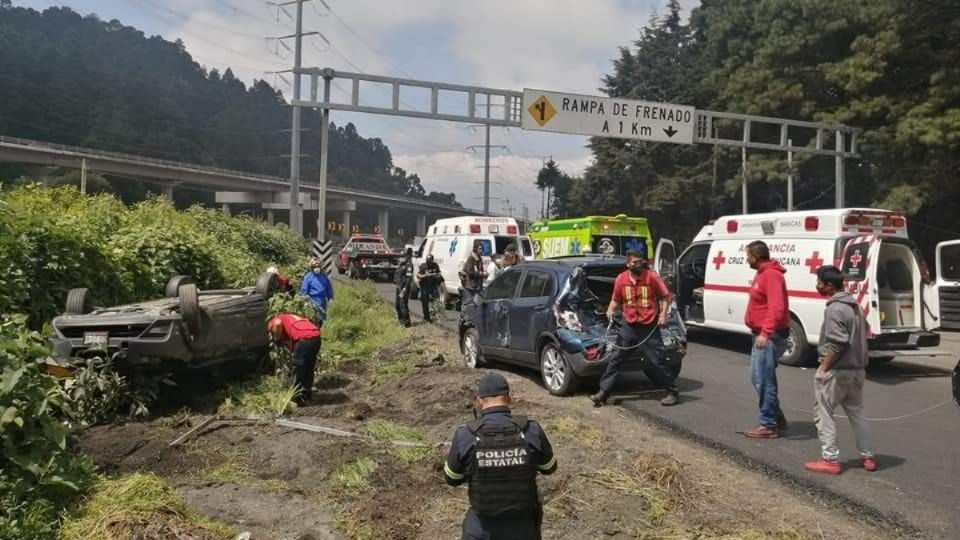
[444,372,557,540]
[416,254,442,323]
[395,247,415,327]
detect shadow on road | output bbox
[841,454,907,472]
[780,420,819,441]
[865,361,951,386]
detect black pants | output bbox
[461,508,542,540]
[598,322,677,395]
[395,286,411,326]
[291,337,320,400]
[420,282,439,322]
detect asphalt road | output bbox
[334,274,960,539]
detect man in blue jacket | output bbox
[300,258,334,327]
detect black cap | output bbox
[477,372,509,398]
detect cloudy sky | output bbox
[20,0,695,216]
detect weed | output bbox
[363,419,434,463]
[60,472,234,540]
[333,458,378,492]
[370,354,417,386]
[218,374,298,417]
[324,282,405,362]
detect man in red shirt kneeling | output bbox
[591,250,679,407]
[268,313,321,404]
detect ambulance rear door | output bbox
[932,240,960,330]
[654,238,678,293]
[839,235,882,334]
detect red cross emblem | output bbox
[712,251,726,270]
[804,251,824,274]
[850,250,863,268]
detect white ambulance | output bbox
[410,216,533,306]
[654,208,958,366]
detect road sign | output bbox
[311,239,334,275]
[521,89,695,145]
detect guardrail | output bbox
[0,134,478,214]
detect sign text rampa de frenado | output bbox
[521,89,695,145]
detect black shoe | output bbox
[590,390,608,407]
[660,393,679,406]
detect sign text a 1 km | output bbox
[521,89,695,145]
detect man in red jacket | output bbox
[743,241,790,438]
[268,313,321,405]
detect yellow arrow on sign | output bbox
[527,95,557,127]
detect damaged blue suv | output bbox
[458,256,686,396]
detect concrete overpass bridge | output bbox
[0,135,502,240]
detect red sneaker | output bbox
[862,457,878,472]
[743,425,779,438]
[804,459,842,475]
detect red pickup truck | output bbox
[336,235,401,281]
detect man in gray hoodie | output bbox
[805,265,877,475]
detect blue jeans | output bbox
[750,336,786,428]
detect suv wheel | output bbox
[65,288,92,315]
[461,327,484,368]
[540,342,579,396]
[165,275,195,298]
[178,284,202,336]
[255,271,280,299]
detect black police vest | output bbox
[466,415,539,516]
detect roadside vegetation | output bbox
[0,184,307,540]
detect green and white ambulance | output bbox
[528,214,655,259]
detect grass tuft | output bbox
[324,282,405,363]
[333,458,378,493]
[363,419,434,463]
[201,450,288,493]
[60,473,234,540]
[218,374,298,417]
[543,416,604,450]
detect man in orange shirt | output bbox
[591,250,679,407]
[268,313,321,404]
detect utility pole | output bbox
[270,0,316,234]
[80,158,87,195]
[787,138,794,211]
[466,96,507,216]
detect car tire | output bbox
[461,327,485,369]
[178,283,202,335]
[65,288,92,315]
[255,271,280,299]
[540,341,579,396]
[165,275,195,298]
[779,318,810,367]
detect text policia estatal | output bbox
[475,447,529,468]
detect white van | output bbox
[411,216,527,306]
[654,208,956,366]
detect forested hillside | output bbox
[557,0,959,254]
[0,3,459,206]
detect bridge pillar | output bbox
[342,210,352,238]
[266,209,275,225]
[221,203,231,216]
[161,185,174,200]
[416,214,427,237]
[378,209,389,237]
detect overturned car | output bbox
[49,273,280,373]
[458,257,686,396]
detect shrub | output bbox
[0,315,95,540]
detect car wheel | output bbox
[165,275,195,298]
[779,318,810,367]
[178,283,202,336]
[65,288,92,315]
[540,342,579,396]
[255,271,280,299]
[461,327,485,368]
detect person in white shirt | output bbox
[485,255,503,287]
